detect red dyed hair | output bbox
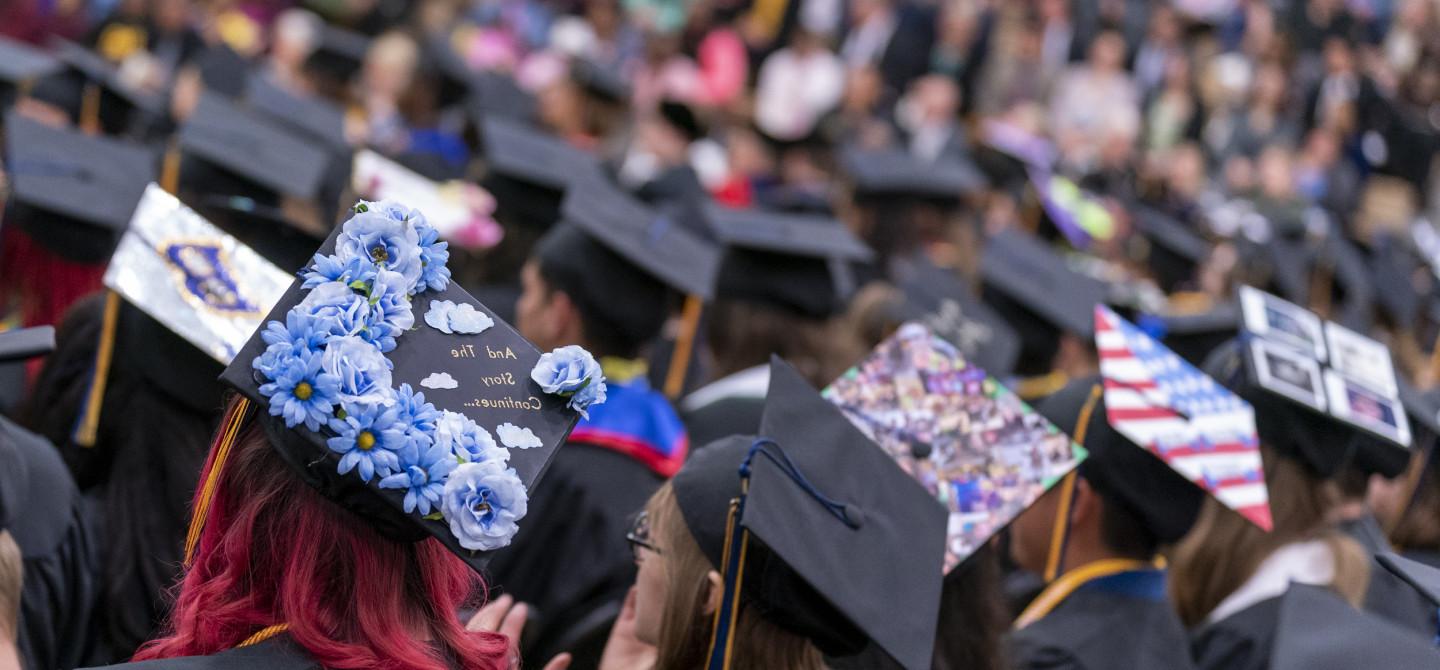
[135,398,511,669]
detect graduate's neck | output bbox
[1058,526,1123,574]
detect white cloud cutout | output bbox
[420,372,459,390]
[496,422,543,450]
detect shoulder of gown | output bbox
[1189,595,1283,670]
[79,637,317,669]
[1008,586,1196,670]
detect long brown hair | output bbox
[1389,456,1440,552]
[1168,447,1370,626]
[647,483,824,670]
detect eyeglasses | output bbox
[626,511,662,560]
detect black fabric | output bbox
[1269,583,1440,669]
[1189,595,1282,670]
[681,396,764,453]
[2,415,102,670]
[1036,377,1205,544]
[1007,580,1197,670]
[483,444,661,664]
[706,204,871,319]
[80,635,317,669]
[0,326,55,364]
[1337,515,1438,637]
[179,92,331,200]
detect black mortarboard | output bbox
[559,178,720,299]
[980,229,1107,351]
[219,204,582,573]
[0,36,62,106]
[179,92,332,201]
[658,99,704,142]
[479,116,601,229]
[674,357,947,669]
[707,204,872,318]
[4,111,156,262]
[570,57,629,104]
[466,70,538,124]
[1145,302,1240,368]
[51,38,167,118]
[244,76,349,150]
[897,260,1020,375]
[840,146,987,201]
[192,194,328,271]
[305,25,369,84]
[1131,205,1211,293]
[0,326,55,364]
[192,44,252,99]
[1269,584,1440,670]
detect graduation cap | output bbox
[1269,583,1440,670]
[1235,286,1412,463]
[823,324,1087,575]
[244,76,349,150]
[305,24,370,85]
[4,111,156,263]
[479,116,601,229]
[466,70,538,124]
[213,200,587,573]
[1130,205,1212,293]
[706,204,872,318]
[51,38,167,118]
[179,91,333,201]
[677,357,947,669]
[1142,301,1240,368]
[839,145,987,202]
[1029,169,1114,250]
[980,229,1108,378]
[0,36,62,105]
[897,259,1020,375]
[190,193,327,276]
[191,44,252,100]
[570,57,629,104]
[1078,305,1271,532]
[0,326,55,364]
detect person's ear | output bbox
[703,570,724,616]
[546,290,581,344]
[1070,477,1101,529]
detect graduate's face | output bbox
[516,262,569,351]
[1009,483,1063,574]
[633,533,667,645]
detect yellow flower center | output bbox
[357,431,376,451]
[370,245,389,263]
[293,381,313,401]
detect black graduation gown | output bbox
[1189,596,1282,670]
[1007,569,1196,670]
[2,415,103,670]
[1338,514,1438,636]
[483,443,662,663]
[81,636,318,669]
[681,396,764,451]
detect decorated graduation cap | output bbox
[898,259,1021,376]
[823,323,1087,578]
[705,203,872,319]
[479,116,602,229]
[68,185,292,445]
[1232,285,1411,476]
[980,228,1108,380]
[676,356,947,670]
[1028,169,1114,250]
[353,149,502,249]
[209,199,597,572]
[1268,583,1440,670]
[4,110,156,263]
[840,145,986,202]
[179,91,333,202]
[1076,305,1271,535]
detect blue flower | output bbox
[530,345,603,395]
[297,281,369,339]
[319,335,395,413]
[362,269,415,352]
[440,460,528,551]
[394,383,440,456]
[567,379,607,419]
[379,438,458,515]
[258,349,342,431]
[434,410,508,464]
[415,221,452,294]
[327,404,407,482]
[301,253,376,290]
[336,209,424,294]
[531,346,607,418]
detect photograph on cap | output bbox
[1096,305,1270,530]
[352,150,501,249]
[1239,285,1327,361]
[1324,371,1409,447]
[104,184,291,363]
[1324,322,1399,396]
[822,323,1086,572]
[1250,339,1328,412]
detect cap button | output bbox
[840,503,865,529]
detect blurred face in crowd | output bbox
[637,115,690,166]
[271,10,319,70]
[1324,38,1355,76]
[850,0,892,25]
[1250,63,1286,110]
[363,32,420,102]
[1257,145,1295,199]
[151,0,189,32]
[1089,32,1126,74]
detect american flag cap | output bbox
[1095,305,1272,531]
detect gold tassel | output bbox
[183,397,252,566]
[664,294,704,399]
[1041,384,1102,582]
[73,291,121,447]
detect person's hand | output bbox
[466,594,572,670]
[598,587,657,670]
